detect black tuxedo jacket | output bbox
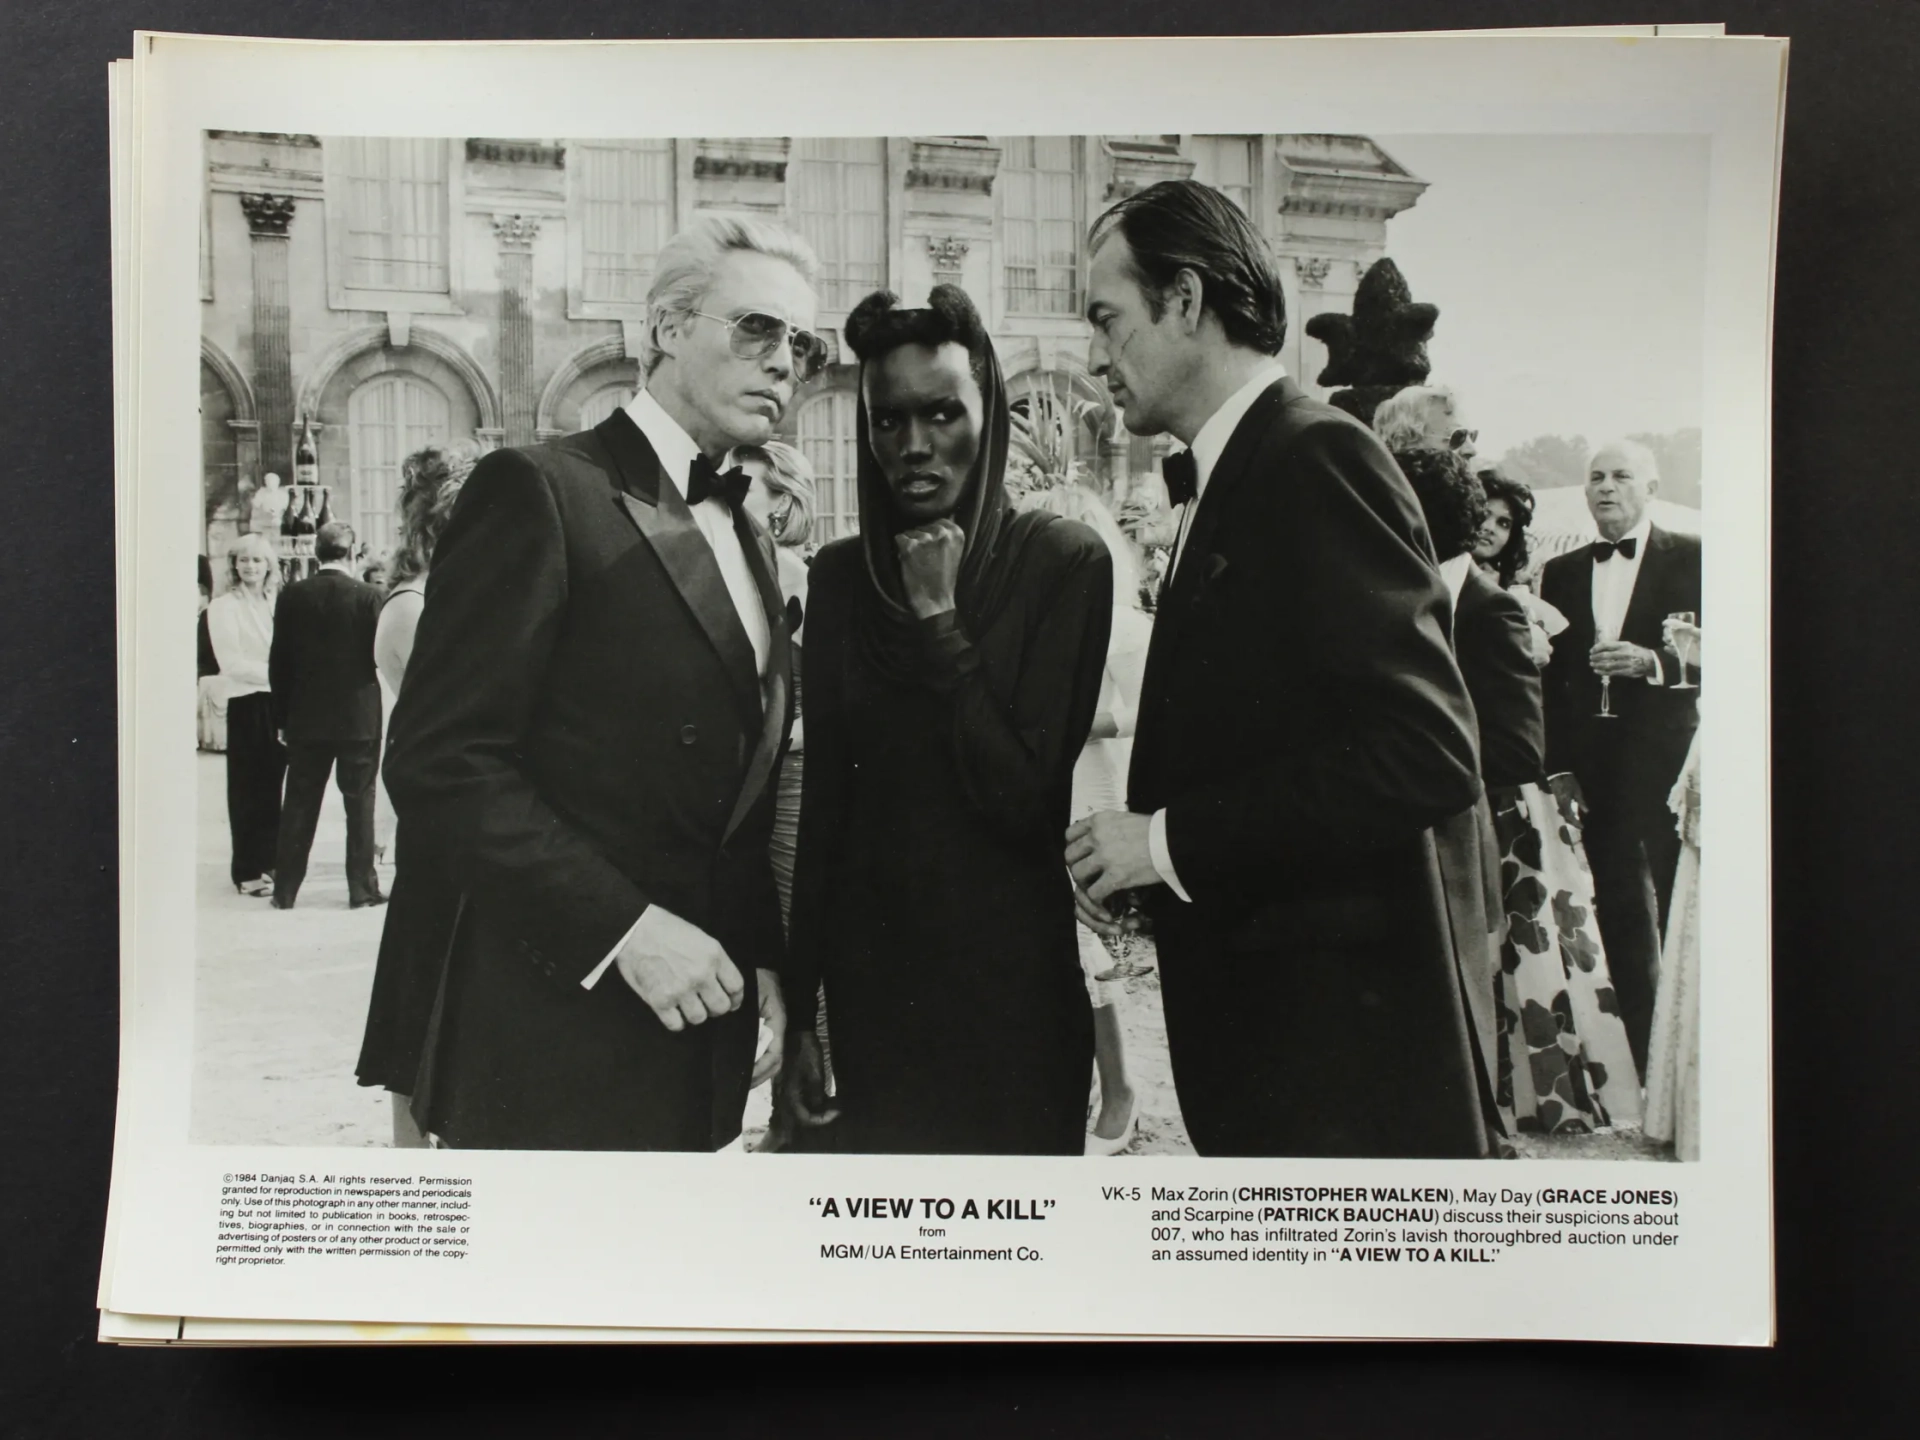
[1539,525,1700,817]
[268,568,384,745]
[384,409,792,1150]
[1454,565,1546,790]
[1128,376,1488,1158]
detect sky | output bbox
[1369,133,1710,462]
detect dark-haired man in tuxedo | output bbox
[1064,180,1489,1159]
[269,521,385,910]
[384,214,825,1150]
[1538,439,1701,1075]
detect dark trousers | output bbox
[274,735,381,906]
[224,692,286,886]
[1582,796,1682,1080]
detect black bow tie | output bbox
[1161,449,1198,508]
[686,454,751,512]
[1593,536,1639,562]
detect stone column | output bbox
[493,214,542,447]
[239,193,297,480]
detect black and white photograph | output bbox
[96,30,1778,1344]
[188,126,1706,1162]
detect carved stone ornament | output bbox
[906,138,1001,193]
[1102,139,1195,202]
[1295,256,1335,289]
[925,236,971,275]
[692,139,792,184]
[466,138,566,168]
[492,213,543,251]
[239,192,297,237]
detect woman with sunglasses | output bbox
[1373,383,1479,466]
[780,285,1113,1155]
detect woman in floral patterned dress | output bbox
[1460,468,1643,1133]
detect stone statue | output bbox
[248,471,289,536]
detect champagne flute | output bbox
[1596,621,1619,719]
[1666,611,1699,689]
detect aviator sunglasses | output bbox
[690,309,830,383]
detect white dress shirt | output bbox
[627,388,771,679]
[1148,360,1288,903]
[583,389,772,990]
[1590,514,1666,684]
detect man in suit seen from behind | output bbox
[269,521,386,910]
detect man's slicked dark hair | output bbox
[844,284,992,390]
[1088,179,1287,355]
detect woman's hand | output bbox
[895,519,964,619]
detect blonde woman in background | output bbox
[204,532,286,896]
[736,438,817,922]
[738,439,825,1152]
[1030,482,1153,1154]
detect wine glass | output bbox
[1596,622,1620,719]
[1666,611,1699,689]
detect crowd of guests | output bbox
[197,181,1702,1162]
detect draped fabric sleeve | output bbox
[783,545,858,1032]
[1457,579,1547,790]
[916,526,1114,842]
[1104,605,1153,741]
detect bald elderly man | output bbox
[1537,439,1701,1078]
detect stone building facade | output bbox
[199,132,1426,568]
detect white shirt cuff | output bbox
[1148,809,1193,903]
[1646,647,1667,686]
[581,907,651,989]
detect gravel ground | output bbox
[190,753,1672,1162]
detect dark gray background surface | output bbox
[1,3,1908,1434]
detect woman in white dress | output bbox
[203,533,285,895]
[1645,620,1702,1159]
[1029,483,1153,1154]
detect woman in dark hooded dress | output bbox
[779,285,1113,1155]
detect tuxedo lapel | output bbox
[721,516,791,846]
[597,411,762,724]
[1158,379,1294,629]
[1618,524,1673,646]
[1136,379,1294,756]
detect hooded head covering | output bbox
[848,287,1056,685]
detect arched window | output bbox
[797,389,860,541]
[348,373,452,558]
[577,382,633,433]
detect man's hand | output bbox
[1071,884,1126,939]
[1066,810,1160,906]
[1588,640,1657,679]
[613,906,745,1033]
[780,1030,841,1129]
[750,968,787,1088]
[895,519,964,619]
